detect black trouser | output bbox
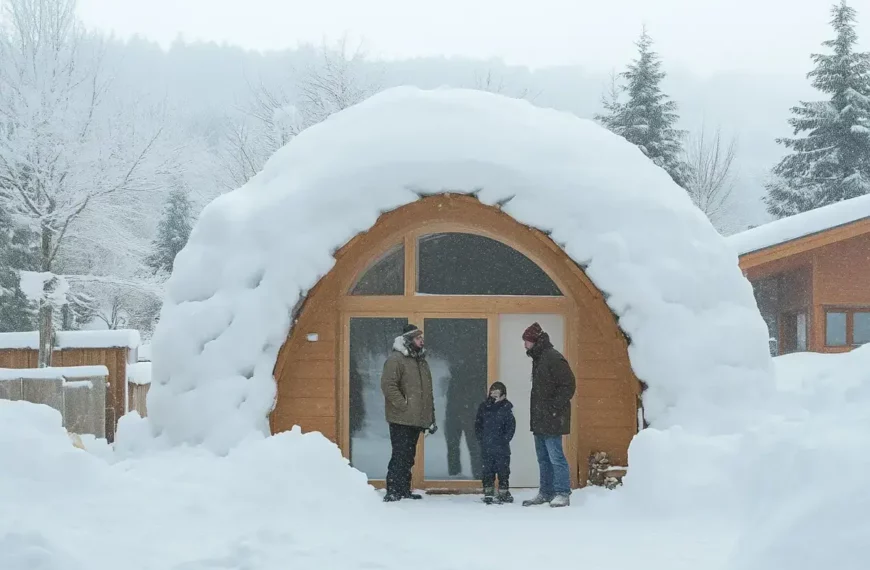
[386,423,423,497]
[481,453,511,491]
[445,405,482,478]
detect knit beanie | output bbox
[522,322,543,343]
[402,323,423,339]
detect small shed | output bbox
[0,330,141,441]
[730,194,870,355]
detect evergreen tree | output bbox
[0,209,36,331]
[146,183,193,275]
[766,1,870,217]
[595,28,687,186]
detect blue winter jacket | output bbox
[474,398,516,458]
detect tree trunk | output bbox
[38,223,54,368]
[38,299,53,368]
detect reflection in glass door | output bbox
[349,317,408,479]
[422,318,488,481]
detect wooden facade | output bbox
[0,345,131,441]
[740,217,870,355]
[270,194,641,489]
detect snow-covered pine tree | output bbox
[146,183,193,275]
[595,28,687,187]
[766,1,870,217]
[0,209,36,332]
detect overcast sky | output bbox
[78,0,870,76]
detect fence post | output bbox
[63,375,107,439]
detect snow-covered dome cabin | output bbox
[148,87,772,490]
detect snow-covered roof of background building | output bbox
[728,194,870,256]
[0,330,141,351]
[148,86,773,454]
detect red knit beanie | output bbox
[522,322,543,343]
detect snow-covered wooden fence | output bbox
[0,330,141,441]
[0,366,108,438]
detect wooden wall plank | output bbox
[286,397,335,418]
[287,359,336,380]
[294,416,338,442]
[286,377,336,399]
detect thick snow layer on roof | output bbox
[0,365,108,381]
[728,193,870,255]
[0,330,140,350]
[126,362,151,385]
[148,86,773,453]
[0,332,39,350]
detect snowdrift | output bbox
[148,86,772,453]
[0,399,378,570]
[723,346,870,570]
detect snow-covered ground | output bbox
[3,88,867,570]
[0,401,738,570]
[2,346,868,570]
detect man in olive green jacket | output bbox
[381,324,436,502]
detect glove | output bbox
[425,423,438,436]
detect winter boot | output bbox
[549,494,570,508]
[383,493,402,503]
[496,490,513,504]
[521,493,552,507]
[403,492,423,500]
[483,486,495,505]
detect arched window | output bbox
[350,243,404,295]
[349,232,562,296]
[417,233,561,296]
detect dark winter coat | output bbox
[381,336,435,428]
[474,398,516,458]
[528,334,576,436]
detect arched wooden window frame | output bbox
[341,223,570,315]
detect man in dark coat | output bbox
[520,322,576,508]
[474,381,516,504]
[380,324,437,502]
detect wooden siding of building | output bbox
[270,194,641,488]
[741,225,870,354]
[0,349,38,369]
[0,346,129,441]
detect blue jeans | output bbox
[534,435,571,497]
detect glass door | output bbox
[348,316,409,481]
[420,317,489,486]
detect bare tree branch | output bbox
[217,34,382,189]
[472,68,541,101]
[683,124,739,231]
[0,0,171,354]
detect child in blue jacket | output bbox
[474,381,516,504]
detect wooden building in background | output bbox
[730,195,870,356]
[269,194,642,490]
